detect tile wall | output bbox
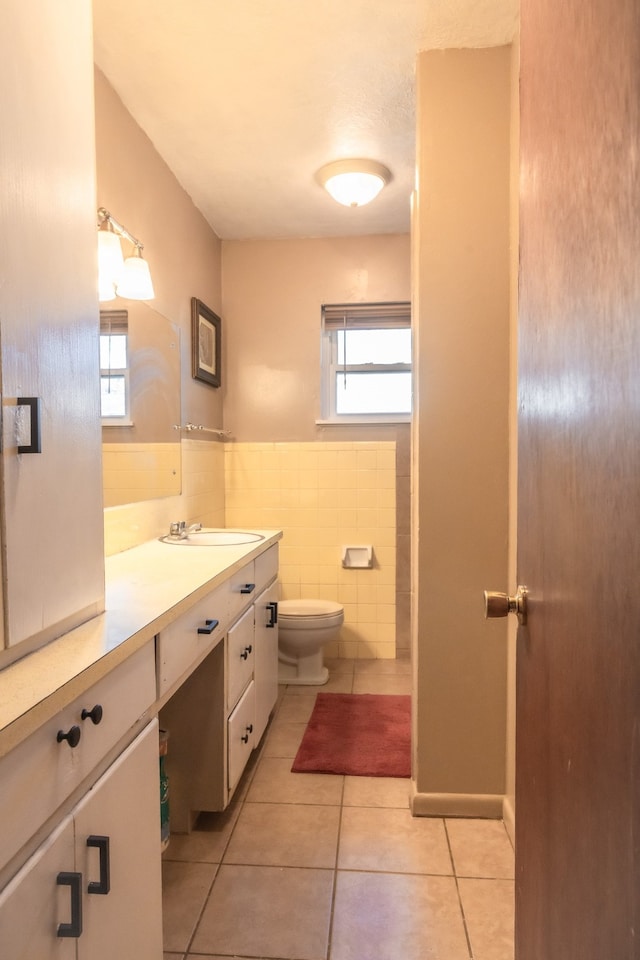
[225,441,397,659]
[104,439,225,555]
[102,442,181,507]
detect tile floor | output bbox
[162,657,514,960]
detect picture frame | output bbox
[191,297,221,388]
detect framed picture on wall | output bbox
[191,297,221,388]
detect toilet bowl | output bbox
[278,599,344,685]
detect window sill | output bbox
[315,416,411,426]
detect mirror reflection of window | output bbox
[100,309,130,422]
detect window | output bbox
[320,301,412,422]
[100,309,131,424]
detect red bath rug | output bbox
[291,693,411,778]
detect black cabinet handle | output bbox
[57,872,83,938]
[87,835,110,895]
[266,601,278,627]
[240,644,253,660]
[81,704,103,725]
[240,583,255,594]
[17,397,42,454]
[197,618,219,635]
[57,725,81,748]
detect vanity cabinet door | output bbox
[74,721,162,960]
[254,581,279,744]
[0,817,76,960]
[0,0,104,657]
[0,722,162,960]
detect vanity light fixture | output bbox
[316,159,391,208]
[97,207,155,301]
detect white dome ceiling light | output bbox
[316,159,391,208]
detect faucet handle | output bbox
[169,521,186,537]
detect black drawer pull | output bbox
[57,872,83,938]
[240,644,253,660]
[197,618,219,635]
[57,725,81,749]
[17,397,42,454]
[266,601,278,627]
[81,704,103,725]
[87,835,110,895]
[240,583,255,594]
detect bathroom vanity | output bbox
[0,530,281,959]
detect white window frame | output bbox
[318,301,412,424]
[100,309,133,426]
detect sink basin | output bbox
[160,529,264,546]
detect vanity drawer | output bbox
[228,561,256,623]
[0,641,156,874]
[227,606,255,711]
[157,581,229,696]
[227,680,255,793]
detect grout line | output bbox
[325,756,347,960]
[443,818,474,960]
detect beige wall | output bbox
[95,70,227,552]
[221,236,410,441]
[412,47,511,814]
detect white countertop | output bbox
[0,530,281,757]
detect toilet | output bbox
[277,599,344,685]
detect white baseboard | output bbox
[409,783,504,818]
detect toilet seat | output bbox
[278,599,343,619]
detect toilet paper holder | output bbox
[341,545,374,569]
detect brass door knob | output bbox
[484,586,528,625]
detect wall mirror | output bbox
[100,302,181,507]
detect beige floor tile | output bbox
[354,658,412,675]
[325,657,356,675]
[446,819,515,879]
[342,775,412,809]
[163,954,183,960]
[338,807,453,875]
[284,673,354,695]
[191,864,333,959]
[352,674,412,695]
[225,802,341,868]
[331,871,470,960]
[262,720,308,757]
[276,692,318,722]
[247,756,344,805]
[161,860,216,953]
[162,804,241,863]
[458,878,514,960]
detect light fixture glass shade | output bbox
[116,251,155,300]
[97,228,125,301]
[317,159,391,207]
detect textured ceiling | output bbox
[92,0,518,240]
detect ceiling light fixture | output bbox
[97,207,155,301]
[316,159,391,208]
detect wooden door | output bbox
[516,0,640,956]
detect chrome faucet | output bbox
[168,521,202,539]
